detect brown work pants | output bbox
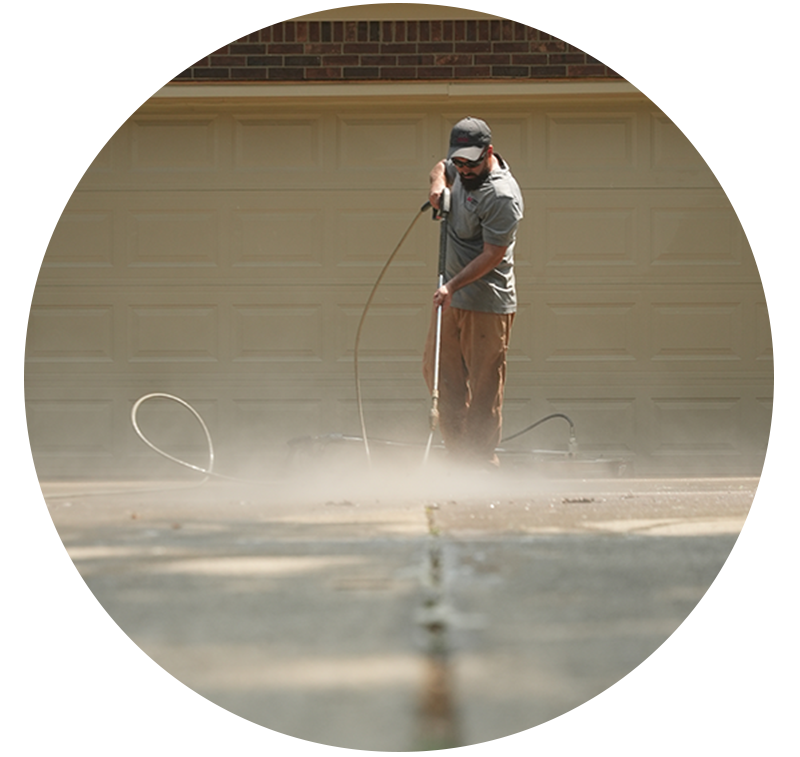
[422,307,514,465]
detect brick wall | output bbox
[175,18,620,82]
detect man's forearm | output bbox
[429,160,449,208]
[432,242,507,309]
[446,242,507,294]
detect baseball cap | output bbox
[448,117,492,161]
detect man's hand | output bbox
[433,284,452,310]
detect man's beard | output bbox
[459,166,491,191]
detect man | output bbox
[423,116,524,467]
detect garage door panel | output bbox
[333,205,432,279]
[336,297,429,365]
[545,111,637,171]
[26,399,115,459]
[649,112,712,171]
[231,207,326,268]
[650,203,743,268]
[543,202,637,270]
[127,208,221,268]
[231,304,325,363]
[43,208,115,269]
[128,304,221,363]
[336,113,428,171]
[130,114,221,172]
[649,301,743,364]
[26,305,115,364]
[233,115,323,170]
[539,298,641,365]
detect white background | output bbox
[3,1,797,754]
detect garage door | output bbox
[25,88,772,478]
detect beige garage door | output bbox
[25,88,772,478]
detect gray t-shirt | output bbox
[444,156,524,314]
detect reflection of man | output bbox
[423,117,524,467]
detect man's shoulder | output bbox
[478,168,523,211]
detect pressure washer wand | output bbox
[423,187,451,465]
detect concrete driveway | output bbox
[42,465,754,751]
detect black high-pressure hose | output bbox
[353,200,432,463]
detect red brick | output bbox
[454,65,491,78]
[492,65,530,77]
[306,67,342,80]
[493,42,530,53]
[435,54,472,66]
[455,41,492,54]
[304,43,341,55]
[398,54,434,66]
[380,66,418,79]
[285,55,321,67]
[194,68,230,79]
[567,64,608,76]
[343,66,380,78]
[268,67,305,80]
[379,43,417,54]
[530,65,567,77]
[230,67,267,80]
[511,53,548,66]
[343,43,380,54]
[475,53,510,65]
[268,43,303,54]
[230,43,265,55]
[417,66,453,78]
[361,55,397,66]
[536,40,567,53]
[418,42,454,54]
[247,55,282,67]
[210,55,246,67]
[322,54,360,66]
[549,53,588,65]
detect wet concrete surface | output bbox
[42,469,755,751]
